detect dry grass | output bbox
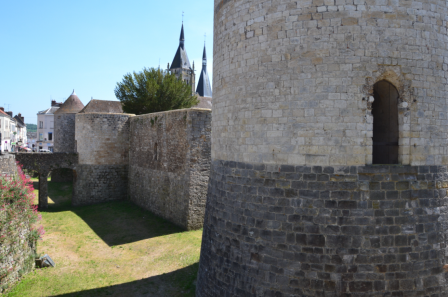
[7,179,202,297]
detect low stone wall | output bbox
[0,222,35,293]
[0,155,36,293]
[73,164,128,206]
[128,108,211,230]
[197,162,448,296]
[0,154,18,177]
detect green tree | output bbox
[114,67,198,115]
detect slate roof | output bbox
[79,99,123,114]
[38,106,59,115]
[170,24,192,70]
[54,90,85,114]
[196,45,212,97]
[13,115,25,127]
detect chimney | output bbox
[18,113,24,123]
[6,111,12,117]
[0,107,4,111]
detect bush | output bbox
[0,163,43,292]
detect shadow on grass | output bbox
[40,181,183,246]
[53,263,198,297]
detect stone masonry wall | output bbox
[0,154,18,177]
[197,161,448,296]
[72,164,128,206]
[0,154,35,293]
[128,108,211,230]
[73,113,132,205]
[54,113,76,153]
[211,0,448,166]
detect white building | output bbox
[13,113,27,151]
[0,108,12,152]
[36,101,61,152]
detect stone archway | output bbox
[372,80,399,164]
[14,153,78,209]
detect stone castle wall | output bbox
[0,154,18,177]
[73,113,132,206]
[197,0,448,296]
[53,113,77,182]
[128,108,211,230]
[198,162,448,296]
[210,0,448,167]
[54,113,76,153]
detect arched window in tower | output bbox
[372,80,399,164]
[154,142,158,161]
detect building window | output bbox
[372,80,399,164]
[39,133,43,141]
[39,121,43,129]
[48,132,53,141]
[50,121,54,129]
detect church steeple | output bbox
[168,22,195,95]
[179,23,185,49]
[196,44,212,98]
[202,45,207,68]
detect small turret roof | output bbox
[54,90,85,114]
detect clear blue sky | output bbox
[0,0,213,124]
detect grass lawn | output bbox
[6,178,203,297]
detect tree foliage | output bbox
[114,67,199,115]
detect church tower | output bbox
[168,23,195,95]
[195,45,212,98]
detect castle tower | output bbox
[54,90,84,153]
[196,45,212,97]
[168,23,195,95]
[197,1,448,296]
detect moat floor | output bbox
[6,179,201,297]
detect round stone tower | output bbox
[73,113,132,206]
[52,90,85,182]
[54,90,85,153]
[197,1,448,296]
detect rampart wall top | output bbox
[75,113,133,165]
[212,0,448,166]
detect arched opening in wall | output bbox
[372,80,399,164]
[38,169,75,209]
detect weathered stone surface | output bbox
[72,164,128,206]
[128,108,211,230]
[210,0,448,167]
[73,113,132,205]
[54,113,76,153]
[0,154,18,177]
[196,161,448,296]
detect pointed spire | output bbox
[197,44,212,98]
[179,24,185,49]
[72,89,76,96]
[202,45,207,69]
